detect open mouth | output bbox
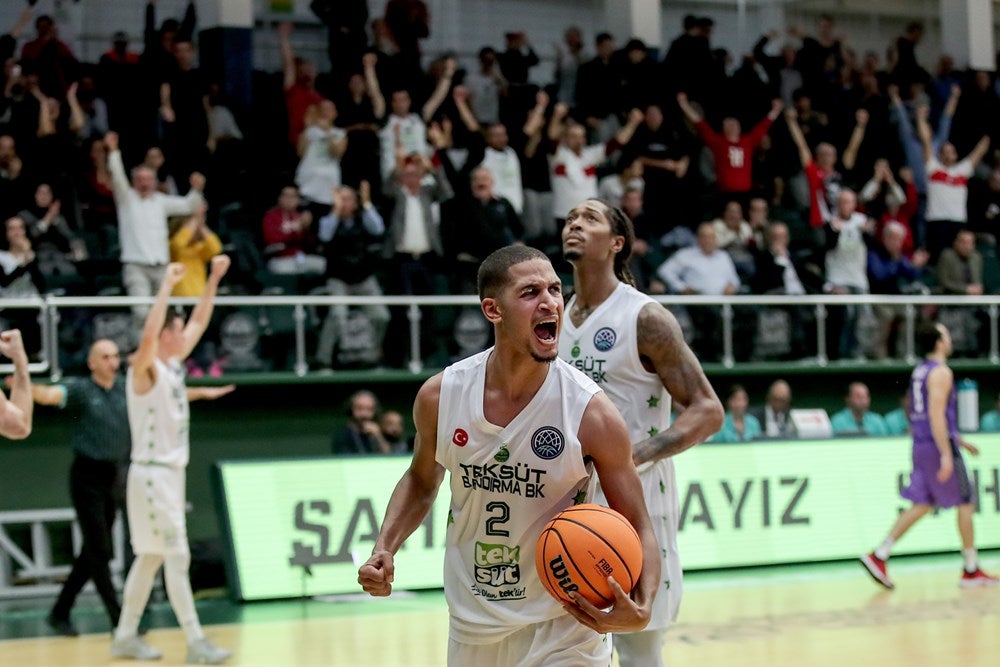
[534,321,557,342]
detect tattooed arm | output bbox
[631,303,724,465]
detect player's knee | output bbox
[165,551,191,573]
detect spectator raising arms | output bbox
[294,100,348,220]
[677,92,783,205]
[547,103,643,224]
[278,22,324,148]
[917,103,990,260]
[106,131,204,321]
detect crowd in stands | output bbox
[332,388,412,455]
[344,380,1000,450]
[711,379,1000,443]
[2,1,1000,372]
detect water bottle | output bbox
[957,379,979,433]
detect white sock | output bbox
[163,552,204,644]
[874,537,895,561]
[962,547,978,572]
[114,554,163,641]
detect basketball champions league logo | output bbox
[593,327,617,351]
[531,427,565,460]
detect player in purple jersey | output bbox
[861,322,997,589]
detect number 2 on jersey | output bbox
[485,501,510,537]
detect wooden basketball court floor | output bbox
[0,552,996,666]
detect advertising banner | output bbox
[215,436,1000,600]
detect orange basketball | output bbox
[535,503,643,608]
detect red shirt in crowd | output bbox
[695,117,773,193]
[805,162,839,228]
[262,207,312,257]
[285,83,325,146]
[875,180,919,256]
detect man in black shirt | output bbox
[160,38,208,184]
[315,182,390,369]
[440,166,522,294]
[32,339,130,635]
[575,33,620,142]
[628,104,691,230]
[332,390,391,454]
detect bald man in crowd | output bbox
[752,379,796,438]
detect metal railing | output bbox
[0,508,126,599]
[0,293,997,380]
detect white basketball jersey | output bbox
[437,349,598,645]
[561,282,683,629]
[561,283,672,463]
[127,357,190,468]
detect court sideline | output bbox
[0,552,996,666]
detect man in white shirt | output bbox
[823,189,873,359]
[463,47,505,125]
[478,124,523,215]
[547,102,643,223]
[753,379,796,439]
[918,106,990,261]
[378,89,429,183]
[383,152,453,368]
[657,222,740,297]
[105,132,203,322]
[657,222,741,361]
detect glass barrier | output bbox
[2,294,997,379]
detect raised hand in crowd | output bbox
[427,121,449,150]
[768,98,785,120]
[452,85,470,105]
[189,172,206,192]
[626,108,644,127]
[209,254,231,282]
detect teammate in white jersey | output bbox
[359,245,660,666]
[111,259,235,664]
[561,198,724,667]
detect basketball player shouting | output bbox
[359,245,659,666]
[560,198,724,667]
[111,258,234,664]
[862,321,997,589]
